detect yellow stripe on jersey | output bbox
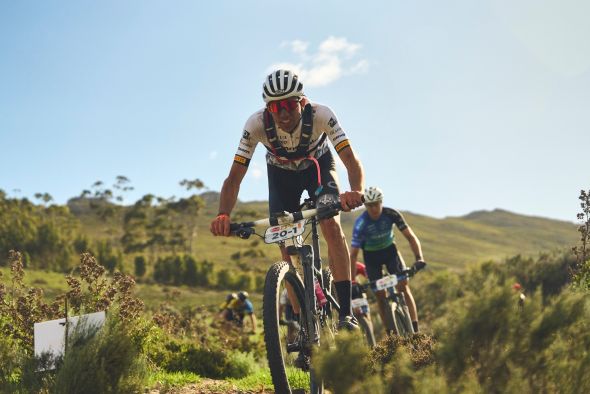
[335,139,350,153]
[233,154,250,166]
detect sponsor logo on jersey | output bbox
[242,130,250,140]
[334,139,350,153]
[233,154,249,166]
[238,147,250,154]
[328,117,338,128]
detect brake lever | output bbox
[236,228,254,239]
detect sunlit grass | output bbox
[148,370,201,390]
[228,367,308,392]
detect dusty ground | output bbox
[147,378,276,394]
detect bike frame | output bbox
[229,199,343,393]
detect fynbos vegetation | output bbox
[572,188,590,289]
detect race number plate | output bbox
[375,275,398,291]
[351,298,369,308]
[264,221,306,244]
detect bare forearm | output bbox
[409,237,423,261]
[218,177,240,215]
[339,148,364,192]
[346,158,364,192]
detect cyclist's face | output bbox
[268,99,302,131]
[365,201,383,220]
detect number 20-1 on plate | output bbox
[264,221,306,244]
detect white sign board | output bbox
[34,311,106,364]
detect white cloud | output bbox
[209,151,218,160]
[269,36,369,88]
[318,37,360,57]
[280,39,309,56]
[249,161,263,180]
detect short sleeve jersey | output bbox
[351,208,408,252]
[233,103,350,171]
[229,299,254,314]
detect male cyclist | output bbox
[228,291,257,332]
[210,69,365,330]
[218,292,238,322]
[350,187,425,333]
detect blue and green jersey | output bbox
[351,207,408,251]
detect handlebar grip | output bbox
[414,261,427,272]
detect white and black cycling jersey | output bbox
[233,102,350,171]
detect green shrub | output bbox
[165,341,229,379]
[224,351,259,378]
[434,277,590,393]
[0,331,23,390]
[52,319,148,394]
[314,332,370,393]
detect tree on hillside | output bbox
[0,190,78,270]
[178,178,206,254]
[121,194,154,256]
[572,188,590,289]
[80,176,134,221]
[34,192,53,206]
[121,179,206,258]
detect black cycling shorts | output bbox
[363,244,407,285]
[267,151,340,214]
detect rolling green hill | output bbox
[163,192,577,272]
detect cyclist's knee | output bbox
[396,281,409,292]
[319,217,343,238]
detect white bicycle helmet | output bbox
[364,187,384,203]
[262,69,304,103]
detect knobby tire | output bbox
[358,314,376,348]
[263,261,306,394]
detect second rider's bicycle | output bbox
[230,195,345,394]
[370,262,426,337]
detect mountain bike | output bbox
[376,262,425,336]
[358,261,426,337]
[229,195,345,394]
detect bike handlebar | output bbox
[228,200,345,238]
[356,261,427,290]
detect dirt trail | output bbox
[148,378,275,394]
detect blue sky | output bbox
[1,0,588,222]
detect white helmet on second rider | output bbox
[262,69,305,103]
[364,187,384,204]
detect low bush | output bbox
[52,319,148,394]
[151,338,257,380]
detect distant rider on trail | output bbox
[350,187,426,334]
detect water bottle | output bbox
[314,276,327,307]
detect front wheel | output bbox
[392,304,414,337]
[263,261,313,393]
[357,314,376,348]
